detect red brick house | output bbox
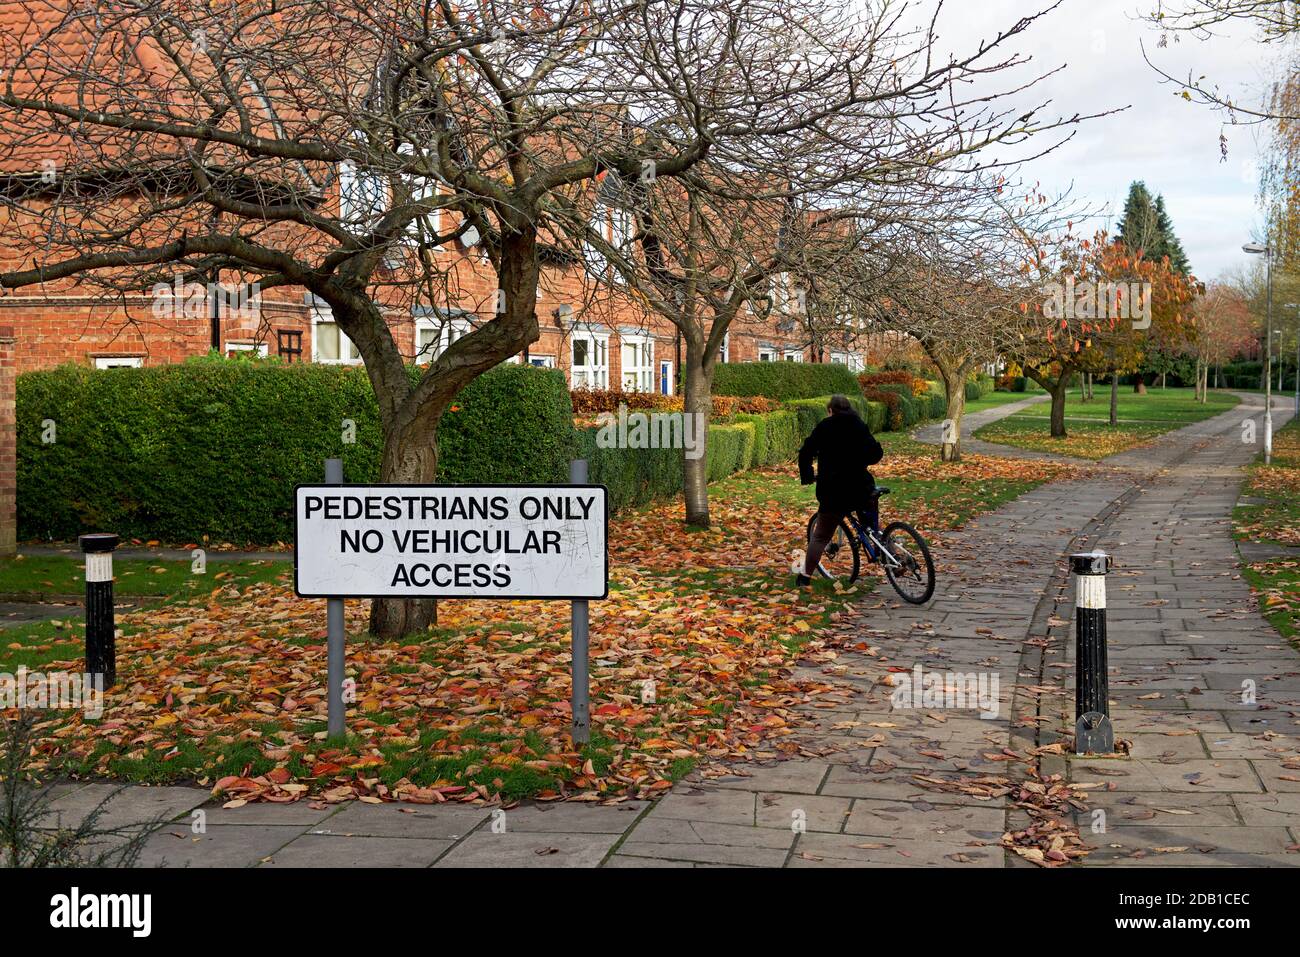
[0,3,871,389]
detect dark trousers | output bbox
[803,498,879,576]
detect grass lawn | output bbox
[3,417,1080,806]
[1235,419,1300,647]
[1234,419,1300,549]
[973,387,1239,459]
[962,390,1045,415]
[0,554,289,600]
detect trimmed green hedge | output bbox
[736,410,800,467]
[706,423,756,481]
[18,362,575,544]
[713,362,862,401]
[785,395,874,439]
[574,428,682,511]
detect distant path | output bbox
[911,392,1074,461]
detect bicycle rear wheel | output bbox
[805,513,860,585]
[880,521,935,604]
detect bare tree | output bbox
[552,0,1100,524]
[0,0,798,634]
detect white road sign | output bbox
[294,484,608,599]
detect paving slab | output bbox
[433,831,623,868]
[263,834,452,868]
[308,801,491,840]
[135,824,302,868]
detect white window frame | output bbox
[528,354,557,369]
[758,346,777,362]
[570,330,610,389]
[94,356,143,369]
[620,333,655,392]
[770,272,799,314]
[338,160,388,228]
[397,143,442,251]
[717,332,730,364]
[784,349,804,362]
[415,314,472,363]
[311,301,363,365]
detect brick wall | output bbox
[0,254,833,386]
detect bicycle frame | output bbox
[816,505,905,578]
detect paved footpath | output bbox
[35,392,1300,867]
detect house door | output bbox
[659,360,673,395]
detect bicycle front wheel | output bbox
[881,521,935,604]
[805,513,860,585]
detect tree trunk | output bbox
[363,227,542,639]
[1109,372,1119,426]
[939,366,965,462]
[368,425,441,637]
[1049,377,1068,438]
[681,338,714,527]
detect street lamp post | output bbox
[1243,242,1273,464]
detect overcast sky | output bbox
[915,0,1280,281]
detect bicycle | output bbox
[804,485,935,604]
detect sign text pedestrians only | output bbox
[294,484,608,599]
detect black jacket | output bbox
[798,412,883,513]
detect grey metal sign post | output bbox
[296,462,606,749]
[325,457,346,740]
[569,458,590,745]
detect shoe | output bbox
[795,573,812,587]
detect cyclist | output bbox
[796,393,883,586]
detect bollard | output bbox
[1070,550,1114,754]
[80,533,119,688]
[325,457,346,740]
[569,458,590,745]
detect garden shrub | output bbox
[18,362,574,544]
[713,361,861,401]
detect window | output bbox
[571,332,609,389]
[94,356,143,369]
[769,273,800,314]
[783,349,804,362]
[277,329,303,363]
[312,301,362,364]
[415,313,472,362]
[718,332,730,364]
[583,174,635,280]
[338,160,388,228]
[758,346,777,362]
[529,355,556,369]
[620,334,655,392]
[398,144,441,249]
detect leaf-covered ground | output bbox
[1237,420,1300,647]
[7,437,1078,808]
[975,388,1239,460]
[1236,421,1300,548]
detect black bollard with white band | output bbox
[1070,549,1113,754]
[80,533,119,688]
